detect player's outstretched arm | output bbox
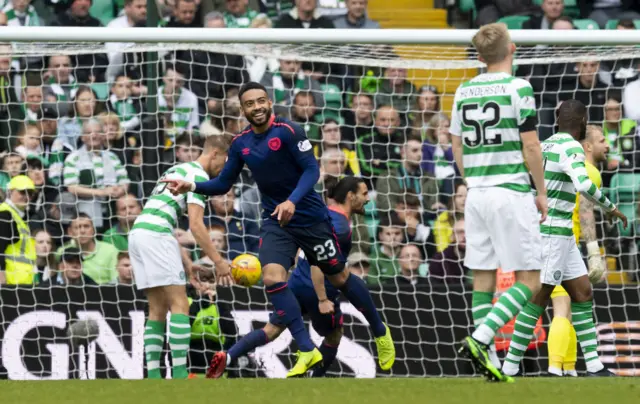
[187,203,234,286]
[521,130,548,221]
[311,264,334,315]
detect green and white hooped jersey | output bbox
[132,162,209,234]
[449,72,536,193]
[540,133,614,237]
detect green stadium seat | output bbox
[458,0,476,18]
[91,82,110,101]
[617,203,636,237]
[605,19,640,29]
[364,217,379,242]
[497,15,531,29]
[90,0,116,26]
[321,83,343,117]
[608,173,640,204]
[573,19,600,30]
[364,198,378,218]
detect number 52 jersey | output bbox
[449,72,537,193]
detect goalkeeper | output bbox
[502,100,627,377]
[545,124,612,377]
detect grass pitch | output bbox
[2,378,638,404]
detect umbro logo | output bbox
[242,148,250,155]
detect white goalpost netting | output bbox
[0,27,638,379]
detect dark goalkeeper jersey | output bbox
[195,115,329,227]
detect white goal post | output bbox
[0,27,638,380]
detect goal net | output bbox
[0,28,639,379]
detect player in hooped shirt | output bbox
[206,177,370,378]
[164,82,395,377]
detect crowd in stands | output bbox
[0,0,638,293]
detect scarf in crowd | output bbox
[48,75,77,102]
[109,94,137,122]
[2,4,41,27]
[272,70,307,104]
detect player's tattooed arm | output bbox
[579,194,597,244]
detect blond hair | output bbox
[424,113,450,143]
[585,124,603,141]
[98,112,124,141]
[472,23,511,65]
[250,13,273,28]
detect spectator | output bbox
[63,119,130,229]
[160,0,200,27]
[100,112,134,167]
[356,105,404,185]
[15,124,42,159]
[26,157,53,218]
[604,91,639,173]
[2,0,42,26]
[0,175,36,285]
[579,0,640,29]
[174,133,203,163]
[410,85,440,139]
[333,0,379,29]
[559,60,608,124]
[39,247,97,287]
[314,118,360,176]
[376,135,438,216]
[223,0,259,27]
[0,46,23,152]
[38,104,68,187]
[422,113,457,204]
[58,86,102,150]
[43,54,76,117]
[524,0,564,29]
[244,14,279,83]
[50,0,107,82]
[22,84,43,124]
[275,0,334,29]
[368,212,403,285]
[393,192,436,258]
[114,251,134,285]
[107,74,141,132]
[388,244,428,287]
[106,0,147,81]
[102,194,142,252]
[172,13,249,114]
[433,180,466,252]
[474,0,537,26]
[206,189,260,259]
[0,152,25,191]
[57,213,119,284]
[260,58,325,117]
[342,93,374,147]
[30,191,77,244]
[429,217,469,285]
[346,251,370,281]
[158,65,200,146]
[33,229,56,283]
[289,91,322,141]
[374,66,417,124]
[0,11,5,25]
[318,148,346,182]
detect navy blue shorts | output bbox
[269,275,343,337]
[259,219,344,276]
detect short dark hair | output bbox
[238,82,269,101]
[117,251,130,261]
[396,192,420,208]
[327,176,365,204]
[557,99,587,133]
[59,247,83,266]
[323,117,340,128]
[72,212,94,224]
[607,89,622,103]
[175,133,203,148]
[617,19,635,29]
[377,211,404,233]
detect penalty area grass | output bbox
[1,377,638,404]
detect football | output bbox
[231,254,262,287]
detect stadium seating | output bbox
[497,15,531,30]
[573,19,600,30]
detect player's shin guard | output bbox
[571,301,605,373]
[169,314,191,379]
[144,320,165,379]
[548,316,572,376]
[266,282,315,352]
[312,342,339,377]
[564,325,578,376]
[339,273,386,337]
[473,282,533,345]
[502,302,545,376]
[227,329,269,363]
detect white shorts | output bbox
[464,187,542,272]
[129,229,185,290]
[540,235,587,286]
